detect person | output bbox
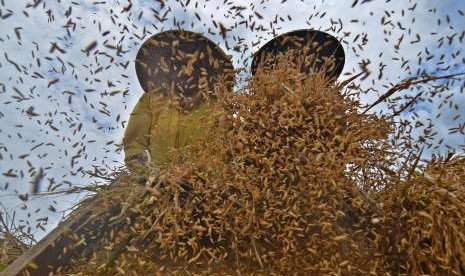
[123,30,235,170]
[124,29,344,170]
[251,29,345,79]
[250,29,348,142]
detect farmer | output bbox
[250,29,347,140]
[123,30,235,170]
[251,29,345,79]
[124,29,344,170]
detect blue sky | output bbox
[0,0,464,241]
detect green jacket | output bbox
[123,93,214,168]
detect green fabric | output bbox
[123,93,213,168]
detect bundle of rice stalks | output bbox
[379,155,465,275]
[1,204,33,273]
[43,55,464,276]
[0,232,28,271]
[51,58,393,275]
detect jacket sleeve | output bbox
[123,93,152,165]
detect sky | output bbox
[0,0,464,242]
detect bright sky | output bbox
[0,0,464,241]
